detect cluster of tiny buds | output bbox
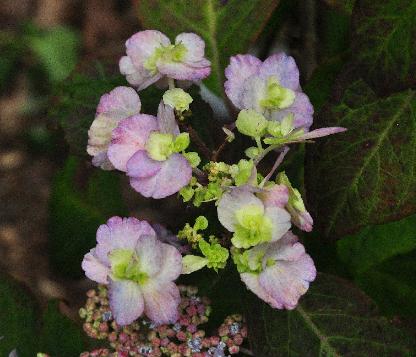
[79,285,247,356]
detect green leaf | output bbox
[38,301,85,356]
[245,273,416,356]
[0,275,38,357]
[336,215,416,316]
[29,26,80,83]
[337,214,416,275]
[304,56,345,113]
[48,156,127,278]
[136,0,280,96]
[318,5,351,59]
[305,78,416,238]
[354,251,416,316]
[351,0,416,94]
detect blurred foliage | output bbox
[38,301,85,357]
[0,275,85,357]
[27,25,80,84]
[0,31,24,93]
[0,23,80,92]
[48,156,127,278]
[0,274,38,356]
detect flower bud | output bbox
[163,88,193,112]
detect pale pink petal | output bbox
[259,253,316,309]
[240,272,281,308]
[119,56,162,90]
[96,86,141,120]
[157,101,179,135]
[95,217,155,265]
[126,30,170,68]
[264,237,305,263]
[107,114,158,172]
[258,53,300,91]
[108,279,144,325]
[264,206,291,241]
[126,150,162,178]
[156,33,210,80]
[119,56,137,75]
[142,281,180,324]
[217,188,264,232]
[81,249,110,284]
[224,54,262,108]
[129,153,192,199]
[258,184,289,208]
[87,114,118,170]
[277,230,299,245]
[157,61,211,81]
[240,75,267,112]
[155,244,182,282]
[134,234,163,277]
[270,92,314,130]
[175,33,206,63]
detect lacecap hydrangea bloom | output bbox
[81,217,182,325]
[234,231,316,309]
[225,53,313,130]
[120,30,211,90]
[82,26,348,333]
[108,102,192,198]
[87,86,141,170]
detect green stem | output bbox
[259,146,289,187]
[168,78,175,89]
[255,137,263,151]
[254,144,279,165]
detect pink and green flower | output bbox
[225,53,314,130]
[234,231,316,309]
[120,30,211,90]
[81,217,182,325]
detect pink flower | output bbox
[107,102,192,199]
[120,30,211,90]
[224,53,314,130]
[81,217,182,325]
[87,86,141,170]
[239,232,316,309]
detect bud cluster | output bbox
[79,285,246,356]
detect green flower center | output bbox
[144,43,188,74]
[232,204,272,248]
[232,247,266,274]
[260,76,295,110]
[109,249,148,285]
[146,132,175,161]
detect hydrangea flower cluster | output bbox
[79,285,247,357]
[82,29,346,355]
